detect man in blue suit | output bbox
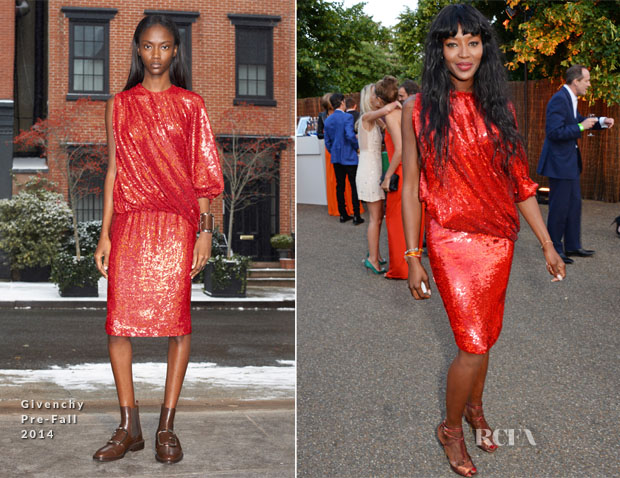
[324,93,364,224]
[537,65,614,263]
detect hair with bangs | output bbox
[419,4,523,175]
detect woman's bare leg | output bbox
[108,335,136,407]
[467,351,489,405]
[445,349,486,427]
[366,199,384,269]
[163,334,191,408]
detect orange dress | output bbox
[413,92,537,353]
[106,84,224,337]
[384,131,408,279]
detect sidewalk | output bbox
[0,405,294,478]
[0,279,295,309]
[1,354,295,477]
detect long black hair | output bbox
[419,4,523,175]
[123,15,188,91]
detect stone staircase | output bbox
[247,261,295,288]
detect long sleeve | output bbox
[189,98,224,199]
[324,123,333,153]
[344,114,359,151]
[545,95,581,141]
[510,147,538,203]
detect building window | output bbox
[144,10,199,89]
[72,25,105,93]
[228,14,281,107]
[62,7,117,101]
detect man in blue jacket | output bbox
[324,93,364,224]
[537,65,614,263]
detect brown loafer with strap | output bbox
[93,402,145,461]
[155,405,183,463]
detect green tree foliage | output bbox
[297,0,405,97]
[505,0,620,105]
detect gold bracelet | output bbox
[404,248,423,259]
[200,212,214,233]
[541,240,553,249]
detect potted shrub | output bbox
[270,233,294,269]
[270,234,293,259]
[204,253,251,298]
[52,220,102,297]
[51,251,100,297]
[0,188,72,281]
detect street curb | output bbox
[0,299,295,310]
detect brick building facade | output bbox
[5,0,294,261]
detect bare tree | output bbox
[217,106,289,257]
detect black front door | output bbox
[224,178,279,261]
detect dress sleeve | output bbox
[510,146,538,202]
[189,97,225,199]
[507,102,538,202]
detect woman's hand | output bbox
[542,242,566,282]
[94,236,111,279]
[407,258,431,300]
[191,232,212,279]
[381,173,392,192]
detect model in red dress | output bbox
[93,16,223,464]
[106,83,222,337]
[413,90,538,353]
[401,5,565,477]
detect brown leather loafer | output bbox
[155,405,183,463]
[93,403,145,462]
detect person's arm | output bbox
[324,122,332,153]
[381,110,402,191]
[401,100,430,299]
[317,113,325,139]
[547,96,597,141]
[94,96,117,279]
[362,101,401,129]
[191,197,213,279]
[517,196,566,281]
[344,114,359,151]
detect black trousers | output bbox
[333,163,360,217]
[547,177,582,253]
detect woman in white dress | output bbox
[355,83,401,273]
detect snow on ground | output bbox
[0,279,295,302]
[0,361,295,400]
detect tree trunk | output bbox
[67,168,81,261]
[226,200,236,258]
[72,208,80,260]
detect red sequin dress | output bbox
[413,92,538,354]
[106,84,224,337]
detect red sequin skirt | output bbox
[426,217,514,354]
[106,210,195,337]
